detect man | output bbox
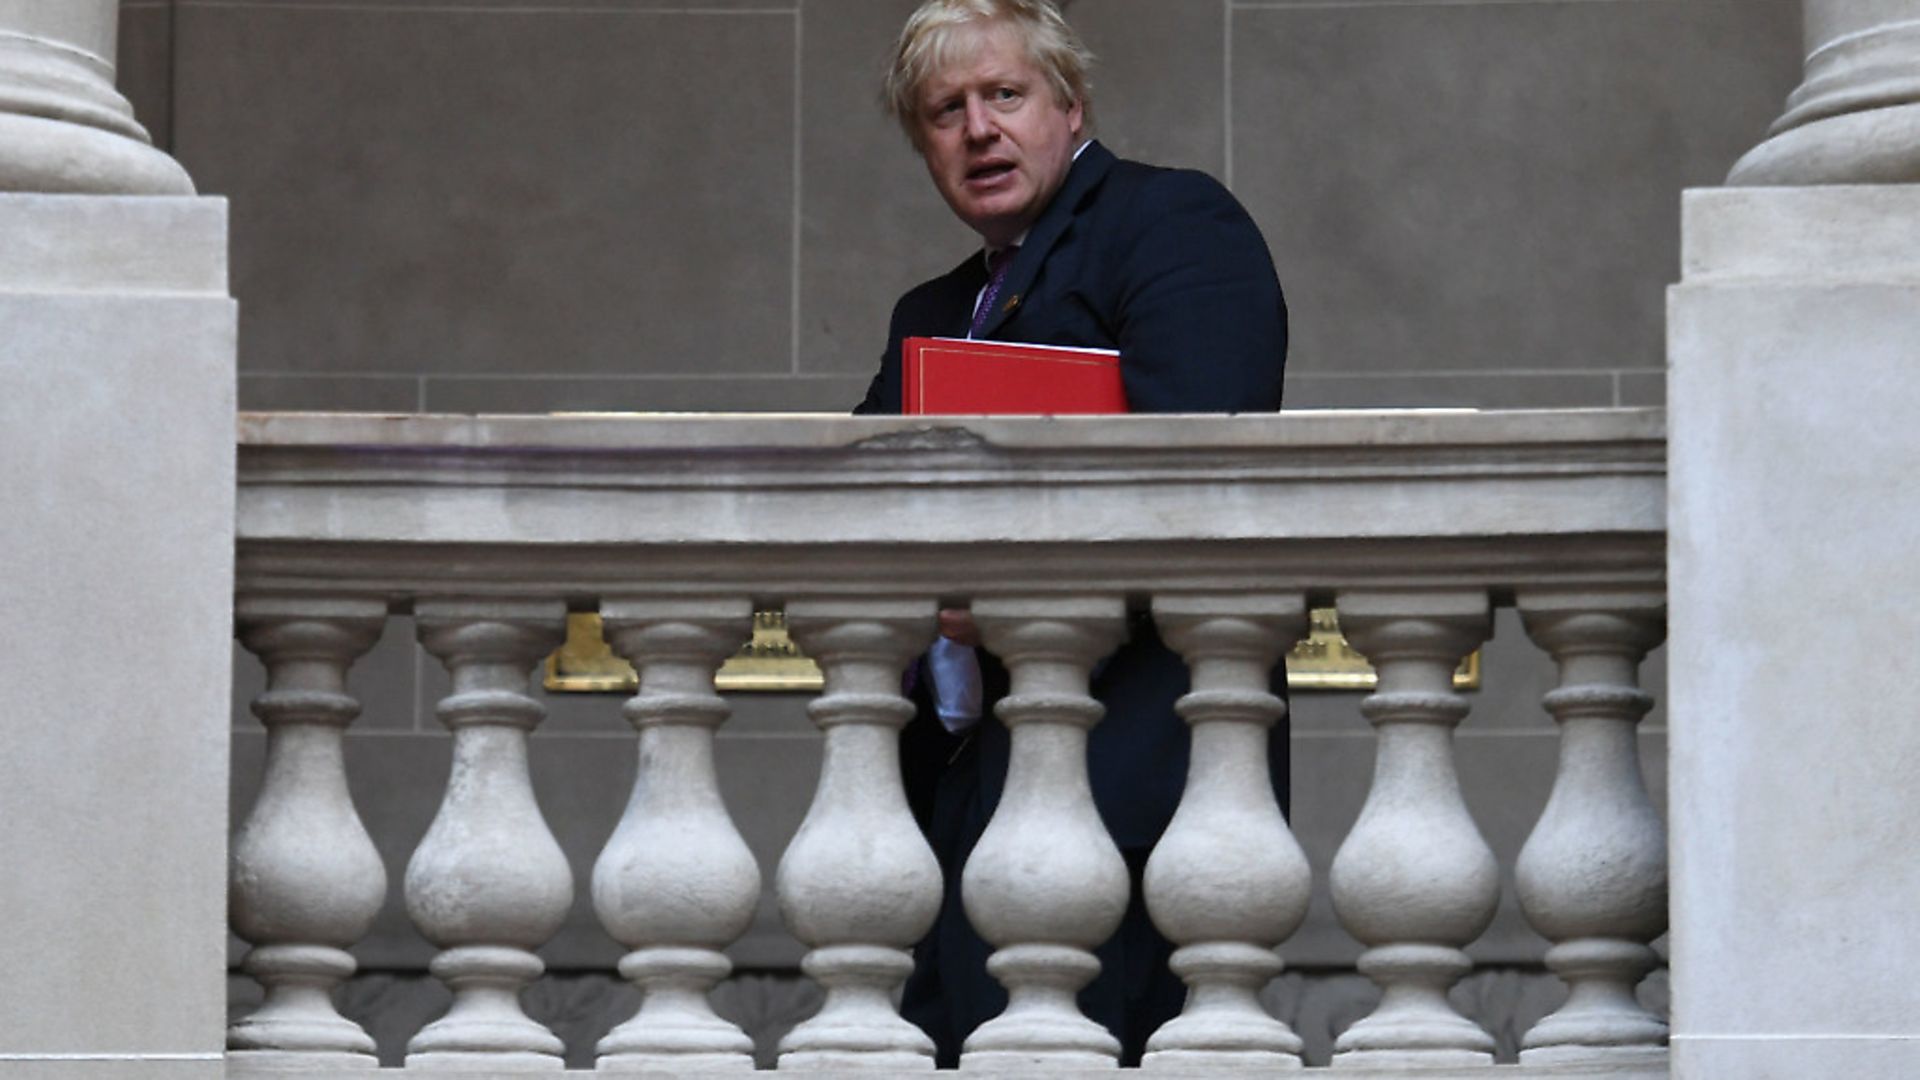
[853,0,1289,1066]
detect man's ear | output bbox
[1067,98,1084,139]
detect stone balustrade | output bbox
[228,409,1668,1078]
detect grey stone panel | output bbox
[116,1,173,151]
[1229,0,1801,379]
[1285,371,1616,409]
[1620,369,1666,406]
[172,3,797,379]
[1065,0,1227,176]
[239,374,421,412]
[422,373,870,413]
[797,0,979,377]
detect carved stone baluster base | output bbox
[1141,594,1311,1071]
[959,597,1130,1071]
[1329,592,1498,1069]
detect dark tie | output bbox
[969,245,1019,338]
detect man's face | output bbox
[915,23,1084,249]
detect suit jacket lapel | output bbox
[973,141,1115,341]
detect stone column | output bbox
[1730,0,1920,183]
[1670,183,1920,1077]
[0,0,192,193]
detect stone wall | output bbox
[118,0,1799,413]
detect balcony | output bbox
[228,408,1667,1078]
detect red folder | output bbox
[903,337,1127,415]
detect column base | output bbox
[0,113,193,195]
[1728,100,1920,185]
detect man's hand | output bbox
[938,608,981,648]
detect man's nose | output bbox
[962,96,996,143]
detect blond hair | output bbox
[883,0,1094,147]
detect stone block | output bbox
[1230,0,1800,379]
[797,0,978,377]
[0,195,232,1073]
[172,3,797,379]
[1067,0,1225,176]
[1669,187,1920,1076]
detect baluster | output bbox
[1514,592,1668,1064]
[959,596,1130,1069]
[228,597,388,1068]
[775,599,943,1070]
[593,598,760,1071]
[405,600,572,1070]
[1141,594,1311,1070]
[1328,591,1498,1068]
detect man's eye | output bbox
[992,87,1020,103]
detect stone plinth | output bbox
[0,195,234,1077]
[1668,185,1920,1079]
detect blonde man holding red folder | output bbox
[853,0,1288,1066]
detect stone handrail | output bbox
[230,409,1669,1077]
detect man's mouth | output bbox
[965,161,1017,186]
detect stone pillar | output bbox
[1729,0,1920,183]
[0,186,232,1078]
[0,0,192,193]
[1670,185,1920,1079]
